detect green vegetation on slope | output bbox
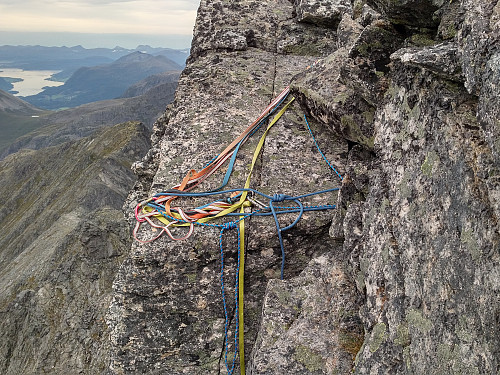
[0,121,151,374]
[0,112,48,153]
[0,89,48,153]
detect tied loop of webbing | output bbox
[132,88,345,375]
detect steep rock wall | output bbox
[110,0,499,374]
[110,1,359,374]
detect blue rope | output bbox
[224,204,336,216]
[303,114,343,181]
[152,187,339,200]
[219,222,240,375]
[268,195,304,279]
[149,187,338,280]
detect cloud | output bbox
[0,0,200,36]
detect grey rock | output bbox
[276,21,338,57]
[478,52,500,221]
[294,0,353,27]
[291,49,377,149]
[366,0,446,27]
[214,30,250,51]
[390,42,463,82]
[330,144,373,242]
[458,0,499,95]
[352,64,500,374]
[189,0,279,57]
[337,14,365,50]
[342,19,404,106]
[358,4,382,27]
[436,0,463,41]
[71,0,500,374]
[190,0,339,59]
[458,0,500,224]
[248,252,362,374]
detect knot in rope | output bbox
[222,221,238,231]
[271,193,287,202]
[131,89,345,375]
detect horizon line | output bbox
[0,31,193,50]
[0,43,190,51]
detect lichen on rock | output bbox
[108,0,500,374]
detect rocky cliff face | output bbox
[109,0,499,374]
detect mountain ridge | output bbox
[21,52,181,110]
[0,121,151,375]
[0,77,179,158]
[0,44,189,69]
[119,70,180,98]
[0,89,43,114]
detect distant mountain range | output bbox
[0,44,183,157]
[0,67,180,157]
[0,44,189,70]
[21,52,181,110]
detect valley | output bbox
[0,44,185,156]
[0,44,184,373]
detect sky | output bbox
[0,0,200,49]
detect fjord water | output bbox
[0,68,64,96]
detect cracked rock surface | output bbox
[109,0,499,374]
[109,1,356,374]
